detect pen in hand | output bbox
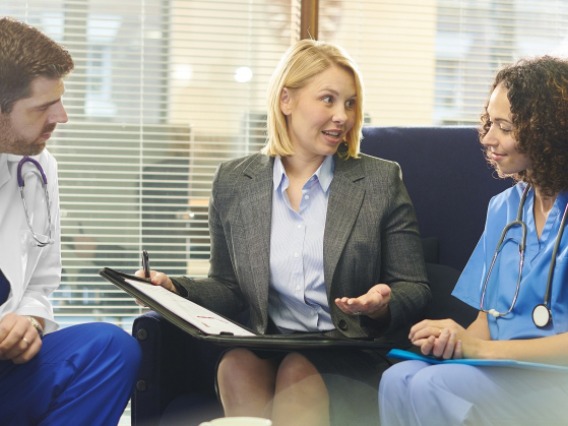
[141,250,150,279]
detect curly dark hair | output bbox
[0,17,74,114]
[479,56,568,196]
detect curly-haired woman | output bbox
[379,56,568,425]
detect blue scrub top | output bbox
[452,183,568,340]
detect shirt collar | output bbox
[523,184,568,214]
[273,156,287,191]
[272,155,334,192]
[0,153,39,190]
[555,191,568,214]
[0,154,11,189]
[317,155,334,192]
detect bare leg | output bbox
[217,348,278,418]
[272,352,330,426]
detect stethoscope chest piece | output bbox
[532,304,551,328]
[481,185,568,328]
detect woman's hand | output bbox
[335,283,391,320]
[409,318,466,359]
[134,269,178,294]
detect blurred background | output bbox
[2,1,568,421]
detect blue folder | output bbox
[387,348,568,372]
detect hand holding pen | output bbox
[136,250,179,294]
[141,250,150,280]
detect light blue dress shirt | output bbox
[268,155,334,333]
[453,182,568,340]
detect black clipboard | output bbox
[100,267,391,350]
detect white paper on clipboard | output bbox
[101,267,392,350]
[124,277,255,337]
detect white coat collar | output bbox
[0,153,25,190]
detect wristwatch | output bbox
[27,316,44,339]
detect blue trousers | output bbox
[379,360,568,425]
[0,322,141,425]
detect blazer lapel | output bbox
[237,155,273,317]
[324,156,366,288]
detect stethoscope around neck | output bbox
[17,156,54,247]
[479,184,568,328]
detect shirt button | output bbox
[297,224,302,229]
[304,194,310,200]
[294,252,299,257]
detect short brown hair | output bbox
[0,17,74,113]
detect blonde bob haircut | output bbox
[262,39,364,159]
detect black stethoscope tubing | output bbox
[480,185,568,328]
[17,156,53,247]
[535,198,568,327]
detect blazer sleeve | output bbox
[328,156,430,343]
[378,161,431,337]
[171,161,247,320]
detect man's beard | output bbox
[0,114,55,156]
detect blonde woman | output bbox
[142,39,429,426]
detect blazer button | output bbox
[338,319,348,331]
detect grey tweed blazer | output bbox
[173,152,430,344]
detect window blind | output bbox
[323,0,568,126]
[1,0,301,334]
[4,0,567,362]
[3,1,568,424]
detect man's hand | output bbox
[0,313,43,364]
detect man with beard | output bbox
[0,17,141,424]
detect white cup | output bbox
[199,417,272,426]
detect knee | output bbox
[380,362,408,394]
[80,323,141,372]
[218,348,256,376]
[379,361,426,406]
[217,348,276,407]
[46,323,141,392]
[217,348,267,387]
[395,365,442,413]
[406,366,437,391]
[97,323,139,354]
[276,352,320,388]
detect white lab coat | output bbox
[0,149,61,333]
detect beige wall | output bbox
[168,0,292,139]
[329,0,437,125]
[168,0,438,138]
